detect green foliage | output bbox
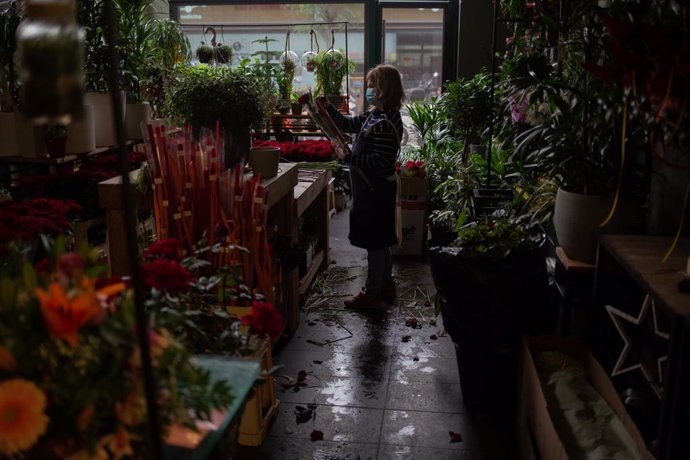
[454,215,542,257]
[277,59,296,99]
[196,43,214,63]
[76,0,112,93]
[0,0,21,109]
[164,64,264,136]
[442,71,494,150]
[313,49,355,97]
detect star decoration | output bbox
[605,294,671,398]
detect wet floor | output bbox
[235,208,516,460]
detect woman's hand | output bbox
[334,144,347,160]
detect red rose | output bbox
[142,259,194,294]
[143,239,180,260]
[241,300,283,341]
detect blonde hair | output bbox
[367,64,405,111]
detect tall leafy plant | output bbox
[76,0,112,93]
[313,49,354,97]
[0,0,21,111]
[442,71,493,160]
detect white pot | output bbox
[66,104,96,154]
[0,112,19,157]
[14,113,45,158]
[553,188,613,263]
[125,102,151,140]
[84,91,125,147]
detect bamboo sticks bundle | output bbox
[143,123,279,304]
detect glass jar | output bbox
[16,0,84,123]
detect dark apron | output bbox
[348,132,397,250]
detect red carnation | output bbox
[241,300,284,341]
[142,258,194,294]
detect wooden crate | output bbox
[226,307,280,447]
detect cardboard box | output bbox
[518,336,653,460]
[393,177,427,256]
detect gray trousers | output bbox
[366,247,393,296]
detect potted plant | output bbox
[164,64,264,167]
[276,58,296,114]
[0,1,21,156]
[76,0,124,147]
[429,214,551,410]
[290,92,302,115]
[442,71,493,162]
[196,42,214,64]
[43,124,68,158]
[140,18,191,120]
[313,49,354,108]
[214,43,233,65]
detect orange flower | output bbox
[35,278,103,347]
[0,346,16,372]
[115,388,146,427]
[0,379,49,455]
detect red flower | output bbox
[141,259,194,294]
[143,239,180,260]
[57,253,86,280]
[35,258,51,275]
[241,300,283,341]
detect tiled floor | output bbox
[236,208,516,459]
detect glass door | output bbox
[380,2,448,101]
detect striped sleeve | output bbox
[324,103,369,134]
[347,111,403,178]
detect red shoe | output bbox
[344,291,382,310]
[381,280,397,302]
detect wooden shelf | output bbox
[299,248,325,296]
[598,235,690,316]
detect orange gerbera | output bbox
[0,346,16,372]
[0,379,49,455]
[36,277,103,347]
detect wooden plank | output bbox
[294,168,328,216]
[299,249,325,295]
[599,235,690,316]
[261,162,299,210]
[556,246,595,273]
[98,169,143,209]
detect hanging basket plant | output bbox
[196,42,214,64]
[214,43,233,64]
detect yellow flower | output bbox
[99,429,134,460]
[115,387,146,427]
[0,379,49,455]
[0,347,16,372]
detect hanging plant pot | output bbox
[214,44,233,64]
[196,43,214,64]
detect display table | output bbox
[594,235,690,459]
[98,163,299,276]
[165,356,261,460]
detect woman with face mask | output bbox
[321,64,405,309]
